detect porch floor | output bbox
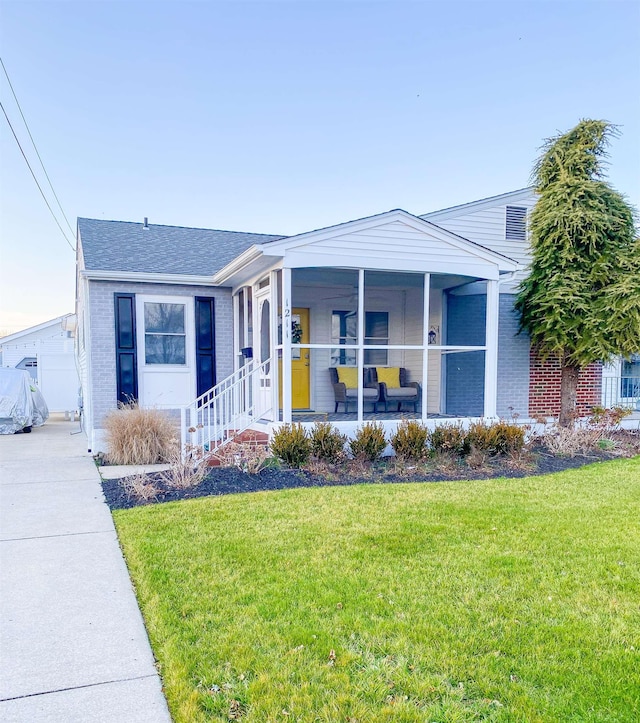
[288,411,456,422]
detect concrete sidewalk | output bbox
[0,415,171,722]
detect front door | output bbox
[291,308,310,409]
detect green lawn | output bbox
[114,458,640,722]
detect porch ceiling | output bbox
[292,268,480,291]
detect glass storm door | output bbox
[255,287,273,418]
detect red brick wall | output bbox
[529,348,602,417]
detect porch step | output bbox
[206,429,270,466]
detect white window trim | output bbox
[135,295,196,403]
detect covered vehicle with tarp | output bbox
[0,368,49,434]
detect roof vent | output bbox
[506,206,527,240]
[143,217,149,230]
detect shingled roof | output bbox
[77,218,285,276]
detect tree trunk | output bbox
[559,358,581,427]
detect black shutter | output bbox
[195,296,216,397]
[114,294,138,404]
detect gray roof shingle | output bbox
[77,218,285,276]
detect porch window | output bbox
[143,302,186,364]
[330,310,389,366]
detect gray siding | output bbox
[497,294,530,418]
[87,280,233,435]
[445,293,530,418]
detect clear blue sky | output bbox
[1,0,639,333]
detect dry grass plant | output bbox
[304,457,339,480]
[504,447,537,472]
[158,444,209,490]
[121,473,160,503]
[432,449,461,475]
[213,439,271,475]
[465,446,491,471]
[542,406,633,458]
[104,402,177,465]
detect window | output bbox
[506,206,527,240]
[331,310,357,366]
[144,302,186,364]
[331,311,389,366]
[621,355,640,398]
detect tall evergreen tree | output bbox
[515,119,640,426]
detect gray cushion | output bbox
[384,387,418,398]
[345,388,379,399]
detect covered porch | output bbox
[216,210,519,435]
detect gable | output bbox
[421,189,538,281]
[261,212,517,280]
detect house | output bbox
[76,190,609,454]
[0,314,79,415]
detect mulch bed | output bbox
[101,445,631,511]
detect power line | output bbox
[0,57,76,238]
[0,100,76,252]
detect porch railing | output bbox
[602,376,640,410]
[180,358,273,455]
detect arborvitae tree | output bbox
[515,119,640,426]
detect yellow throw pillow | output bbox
[377,367,400,388]
[337,367,358,388]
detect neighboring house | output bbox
[0,314,79,414]
[76,190,612,454]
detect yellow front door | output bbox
[291,308,310,409]
[279,308,311,410]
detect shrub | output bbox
[466,420,525,456]
[270,423,311,467]
[590,405,632,429]
[349,422,387,462]
[430,423,470,457]
[390,420,429,460]
[309,422,347,462]
[492,420,526,454]
[104,402,177,465]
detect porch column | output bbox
[282,267,293,423]
[232,292,240,371]
[421,273,430,422]
[357,268,365,421]
[269,271,280,421]
[483,279,499,418]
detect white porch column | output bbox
[421,273,431,422]
[270,271,280,422]
[484,279,499,418]
[282,267,293,423]
[357,268,365,421]
[232,292,240,371]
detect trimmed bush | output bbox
[491,420,526,454]
[309,422,347,462]
[270,423,311,467]
[466,420,526,456]
[390,420,429,460]
[465,421,501,455]
[429,423,470,457]
[349,422,387,462]
[104,402,177,465]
